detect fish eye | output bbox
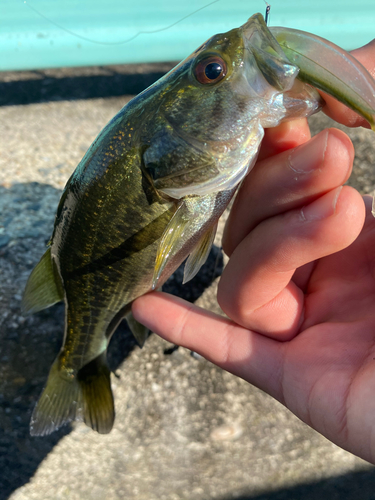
[194,56,227,85]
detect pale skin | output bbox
[133,40,375,464]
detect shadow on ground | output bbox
[3,64,375,500]
[0,64,220,498]
[0,181,223,499]
[219,468,375,500]
[0,63,176,106]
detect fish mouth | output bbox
[270,26,375,129]
[241,14,375,129]
[241,13,299,93]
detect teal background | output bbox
[1,0,375,71]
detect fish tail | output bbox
[78,352,115,434]
[30,352,114,436]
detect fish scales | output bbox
[22,13,375,436]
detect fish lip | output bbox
[240,16,300,93]
[270,26,375,129]
[240,13,283,54]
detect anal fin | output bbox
[126,311,149,348]
[21,248,64,315]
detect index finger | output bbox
[257,118,311,162]
[132,291,285,402]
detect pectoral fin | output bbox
[152,200,190,288]
[270,27,375,129]
[21,248,64,315]
[152,190,235,289]
[152,194,221,289]
[183,223,217,284]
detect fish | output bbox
[22,13,375,436]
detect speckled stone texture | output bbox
[1,66,375,500]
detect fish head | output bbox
[142,14,321,199]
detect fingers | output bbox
[351,39,375,79]
[218,186,366,340]
[257,118,311,162]
[132,292,286,402]
[223,128,354,256]
[321,39,375,128]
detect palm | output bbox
[281,206,375,461]
[133,124,375,463]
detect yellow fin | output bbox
[21,248,64,315]
[152,200,190,289]
[183,223,217,284]
[152,193,230,289]
[79,353,115,434]
[30,352,114,436]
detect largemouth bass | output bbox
[22,13,375,436]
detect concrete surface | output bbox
[1,66,375,500]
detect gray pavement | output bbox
[1,66,375,500]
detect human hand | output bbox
[132,42,375,464]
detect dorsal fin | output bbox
[21,248,64,315]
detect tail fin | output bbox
[30,352,114,436]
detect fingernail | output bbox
[301,186,342,221]
[289,131,328,173]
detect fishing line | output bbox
[23,0,220,46]
[264,1,271,24]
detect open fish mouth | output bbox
[238,13,375,131]
[241,13,300,95]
